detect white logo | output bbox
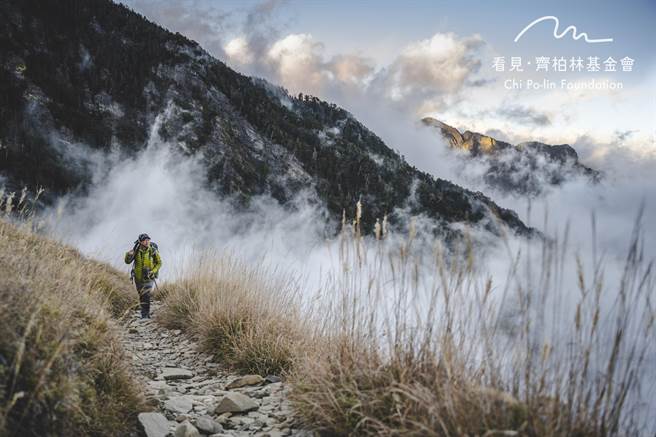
[515,15,613,44]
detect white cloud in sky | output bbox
[224,30,483,116]
[224,32,375,96]
[224,36,254,64]
[372,33,483,102]
[326,54,375,85]
[266,33,327,92]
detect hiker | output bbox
[125,233,162,319]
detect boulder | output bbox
[215,392,258,414]
[225,374,264,389]
[175,420,201,437]
[138,412,170,437]
[195,415,224,434]
[162,367,194,380]
[165,396,193,414]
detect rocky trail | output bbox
[120,303,309,437]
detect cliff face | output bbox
[0,0,531,237]
[422,117,600,196]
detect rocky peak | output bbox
[460,130,513,155]
[422,118,514,156]
[421,117,463,148]
[422,117,600,196]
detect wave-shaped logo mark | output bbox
[515,15,613,44]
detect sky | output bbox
[119,0,655,156]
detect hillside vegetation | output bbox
[0,217,144,436]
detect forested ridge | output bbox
[0,0,530,236]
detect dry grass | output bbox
[158,202,655,435]
[0,215,144,436]
[289,210,655,436]
[158,255,308,376]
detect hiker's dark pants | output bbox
[135,280,154,318]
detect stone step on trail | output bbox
[215,392,259,414]
[162,367,194,381]
[138,412,171,437]
[165,396,194,414]
[195,415,224,434]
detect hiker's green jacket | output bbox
[125,245,162,283]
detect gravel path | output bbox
[120,304,309,437]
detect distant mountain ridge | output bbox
[0,0,532,237]
[422,117,599,195]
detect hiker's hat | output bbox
[138,233,151,241]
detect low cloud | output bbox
[245,0,286,29]
[46,138,331,282]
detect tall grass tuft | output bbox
[158,255,308,376]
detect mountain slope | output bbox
[422,117,600,196]
[0,0,531,236]
[0,217,144,436]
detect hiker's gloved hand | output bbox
[147,271,156,280]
